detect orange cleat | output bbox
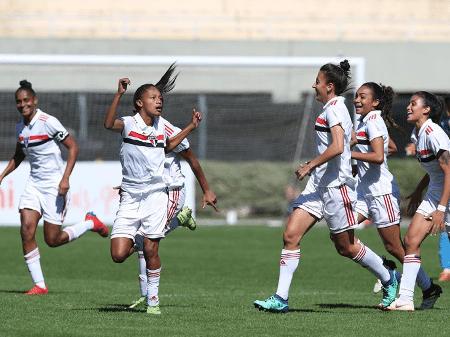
[86,212,109,237]
[24,284,48,295]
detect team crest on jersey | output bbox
[148,135,158,146]
[23,136,29,148]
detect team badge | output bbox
[148,135,158,146]
[23,136,29,148]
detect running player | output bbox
[253,60,400,313]
[0,80,108,295]
[104,64,202,315]
[128,116,218,310]
[351,83,438,308]
[390,92,448,311]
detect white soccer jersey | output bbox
[311,96,354,187]
[15,109,69,188]
[353,110,399,197]
[160,117,190,189]
[411,119,450,196]
[118,114,168,194]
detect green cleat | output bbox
[381,270,400,309]
[177,206,196,230]
[127,296,147,310]
[254,295,289,313]
[417,283,443,310]
[146,305,161,315]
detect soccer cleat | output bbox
[391,298,414,311]
[86,212,109,237]
[373,279,382,293]
[24,284,48,295]
[437,269,450,282]
[380,270,400,309]
[177,206,196,230]
[417,283,443,310]
[253,295,289,313]
[127,296,147,310]
[146,305,161,315]
[186,217,197,231]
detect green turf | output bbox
[0,224,448,336]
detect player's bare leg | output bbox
[254,208,317,313]
[110,237,135,263]
[20,209,48,294]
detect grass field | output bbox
[0,224,448,337]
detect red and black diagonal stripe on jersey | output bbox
[416,148,436,163]
[315,117,330,133]
[356,131,370,145]
[19,135,52,148]
[124,131,165,148]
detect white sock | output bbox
[416,267,431,291]
[138,251,147,297]
[24,248,46,289]
[275,249,300,300]
[352,241,390,284]
[399,254,421,303]
[147,268,161,306]
[63,220,94,242]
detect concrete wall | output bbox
[0,38,448,97]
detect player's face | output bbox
[312,71,332,104]
[138,86,163,118]
[406,94,430,124]
[354,86,379,116]
[16,90,38,121]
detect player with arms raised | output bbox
[104,63,202,314]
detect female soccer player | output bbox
[390,92,448,311]
[351,83,438,309]
[128,116,219,311]
[253,61,399,313]
[104,64,202,315]
[0,80,108,295]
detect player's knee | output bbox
[403,233,419,252]
[282,230,298,246]
[20,225,35,242]
[111,250,128,263]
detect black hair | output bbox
[133,62,179,112]
[413,91,445,124]
[15,80,36,98]
[361,82,405,134]
[320,59,351,96]
[444,95,450,112]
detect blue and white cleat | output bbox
[254,295,289,313]
[381,270,400,310]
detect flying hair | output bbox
[133,62,179,112]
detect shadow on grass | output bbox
[0,290,27,294]
[317,303,378,310]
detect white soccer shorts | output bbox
[416,190,450,226]
[111,188,168,240]
[18,182,69,226]
[294,179,358,234]
[136,185,187,236]
[356,190,401,228]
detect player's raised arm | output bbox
[104,78,130,133]
[166,109,202,153]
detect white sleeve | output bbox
[46,115,69,142]
[366,117,385,141]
